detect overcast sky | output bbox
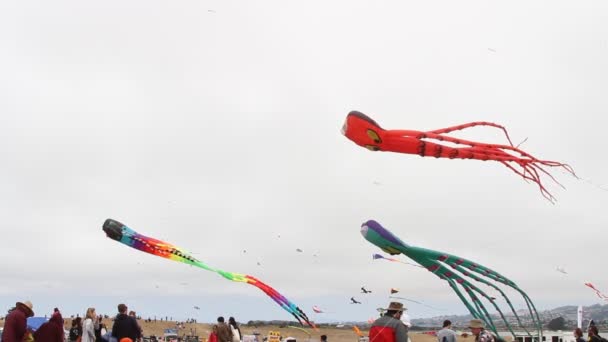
[1,0,607,324]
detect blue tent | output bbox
[26,317,48,331]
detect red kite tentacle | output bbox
[426,121,515,147]
[499,161,556,203]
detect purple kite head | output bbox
[373,254,385,260]
[361,220,408,255]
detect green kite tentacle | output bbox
[448,262,532,336]
[444,276,484,320]
[460,282,505,337]
[430,262,500,335]
[434,252,542,337]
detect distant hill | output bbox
[410,304,608,329]
[239,304,608,330]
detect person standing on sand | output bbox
[95,316,107,342]
[588,326,603,342]
[34,310,64,342]
[69,318,82,342]
[436,320,457,342]
[216,317,233,342]
[82,308,97,342]
[369,302,408,342]
[1,300,35,342]
[208,325,219,342]
[111,304,141,342]
[574,328,585,342]
[128,311,143,342]
[228,317,242,342]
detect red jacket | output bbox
[33,313,64,342]
[1,306,33,342]
[369,315,409,342]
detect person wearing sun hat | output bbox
[468,319,495,342]
[1,300,34,342]
[369,302,409,342]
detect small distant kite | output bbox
[556,266,568,274]
[350,297,362,304]
[312,306,324,313]
[373,253,424,268]
[193,306,200,310]
[102,219,314,328]
[584,282,608,302]
[296,248,303,253]
[361,286,372,294]
[342,111,575,202]
[390,288,399,294]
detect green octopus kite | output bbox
[361,219,541,338]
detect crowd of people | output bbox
[4,298,606,342]
[0,299,247,342]
[1,301,143,342]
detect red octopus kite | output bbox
[341,111,575,202]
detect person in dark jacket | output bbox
[369,302,408,342]
[112,304,141,342]
[34,311,64,342]
[128,311,143,342]
[95,316,109,342]
[1,300,35,342]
